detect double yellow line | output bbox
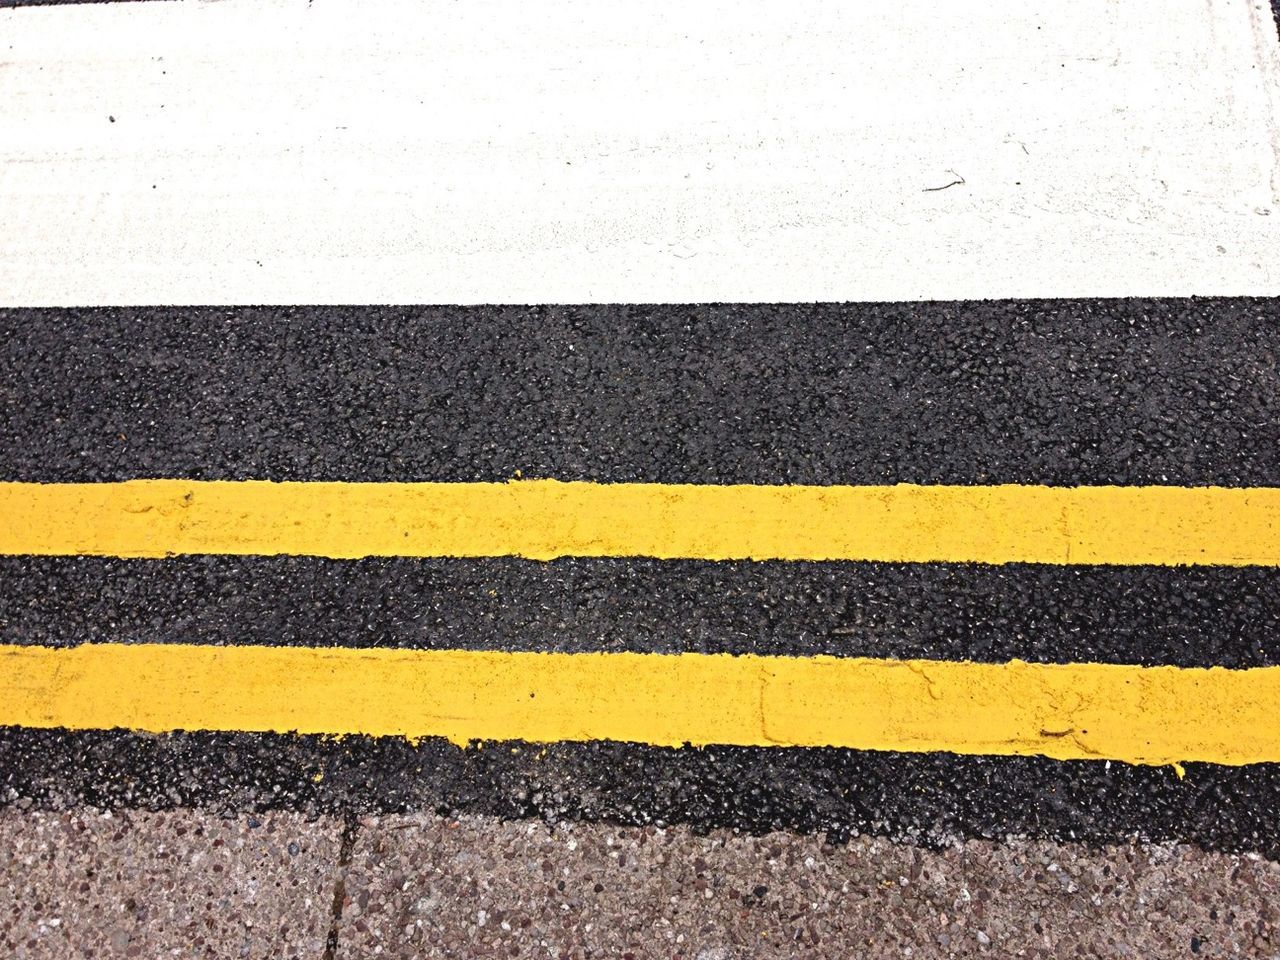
[2,479,1279,766]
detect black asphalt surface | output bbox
[4,301,1278,486]
[1,300,1279,857]
[3,557,1279,668]
[3,731,1277,859]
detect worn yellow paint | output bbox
[1,479,1279,565]
[1,644,1277,766]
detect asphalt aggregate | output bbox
[2,299,1279,857]
[3,557,1279,667]
[3,301,1278,486]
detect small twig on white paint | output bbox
[923,170,966,193]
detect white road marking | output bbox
[1,0,1278,305]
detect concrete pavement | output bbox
[4,809,1279,958]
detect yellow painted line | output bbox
[1,644,1277,767]
[1,479,1279,565]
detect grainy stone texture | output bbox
[337,814,1280,959]
[0,809,342,959]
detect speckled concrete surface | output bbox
[0,809,342,959]
[337,814,1280,959]
[3,808,1278,958]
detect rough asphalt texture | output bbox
[4,302,1278,486]
[5,729,1280,860]
[4,556,1278,667]
[3,810,1278,959]
[2,300,1280,857]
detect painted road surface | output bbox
[3,0,1280,957]
[4,303,1280,959]
[3,0,1280,303]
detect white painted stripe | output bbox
[1,0,1278,306]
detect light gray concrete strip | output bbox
[0,809,343,959]
[338,814,1280,959]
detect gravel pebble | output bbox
[336,813,1280,959]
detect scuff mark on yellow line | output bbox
[1,479,1279,565]
[1,643,1277,767]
